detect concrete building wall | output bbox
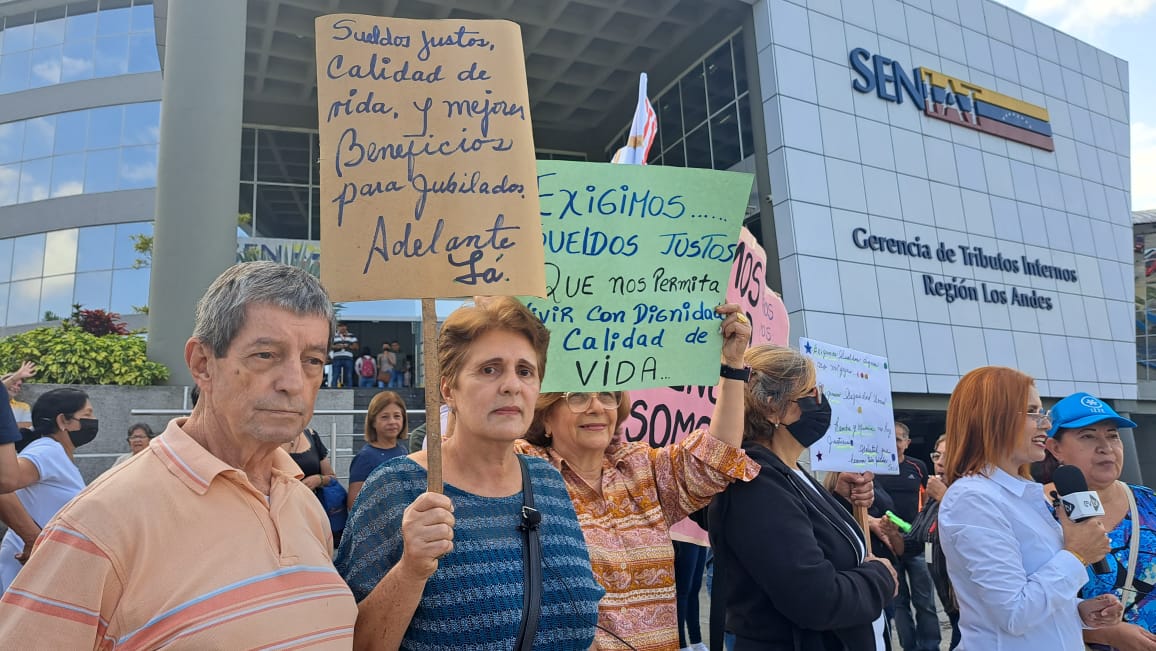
[752,0,1134,400]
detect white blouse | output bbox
[939,467,1090,650]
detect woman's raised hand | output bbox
[715,303,752,367]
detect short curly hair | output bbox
[438,297,550,392]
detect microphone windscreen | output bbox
[1053,464,1106,522]
[1053,464,1089,497]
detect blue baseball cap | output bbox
[1046,392,1136,438]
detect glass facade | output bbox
[605,32,754,171]
[239,127,322,240]
[1136,229,1156,381]
[0,101,160,206]
[239,126,590,241]
[0,0,159,95]
[0,221,151,326]
[0,1,160,326]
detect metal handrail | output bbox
[76,407,429,483]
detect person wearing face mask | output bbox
[701,343,895,650]
[0,387,94,592]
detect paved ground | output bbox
[693,586,955,650]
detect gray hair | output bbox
[895,421,910,439]
[193,262,334,357]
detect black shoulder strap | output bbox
[514,455,542,651]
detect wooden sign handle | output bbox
[422,298,443,494]
[855,504,872,556]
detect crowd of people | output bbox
[328,324,412,389]
[0,261,1149,650]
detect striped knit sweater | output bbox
[336,455,603,650]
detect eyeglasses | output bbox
[127,435,149,441]
[1024,409,1052,426]
[563,392,621,413]
[929,452,942,461]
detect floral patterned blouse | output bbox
[516,429,758,651]
[1082,483,1156,646]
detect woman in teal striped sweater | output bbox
[337,297,603,650]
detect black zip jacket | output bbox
[705,444,894,651]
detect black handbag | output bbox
[904,498,940,547]
[514,455,542,651]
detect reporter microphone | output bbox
[1052,465,1110,574]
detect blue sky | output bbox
[1000,0,1156,211]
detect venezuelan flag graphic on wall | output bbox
[919,68,1054,152]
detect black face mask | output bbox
[785,393,832,448]
[70,418,99,448]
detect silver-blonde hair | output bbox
[742,344,816,443]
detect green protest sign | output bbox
[528,160,753,392]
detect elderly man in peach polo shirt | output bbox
[0,262,357,648]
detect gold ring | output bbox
[735,314,749,324]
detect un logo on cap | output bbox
[1080,395,1104,411]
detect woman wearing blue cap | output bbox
[1039,392,1156,650]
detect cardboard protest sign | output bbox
[621,227,788,447]
[527,161,753,392]
[315,15,545,300]
[800,338,899,475]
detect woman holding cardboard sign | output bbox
[516,303,760,651]
[336,297,603,650]
[700,344,894,650]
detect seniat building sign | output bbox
[849,47,1054,152]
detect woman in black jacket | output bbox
[706,344,897,650]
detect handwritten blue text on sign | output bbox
[528,161,752,392]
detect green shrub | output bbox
[0,326,169,386]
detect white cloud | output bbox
[0,166,19,206]
[51,180,84,198]
[1133,121,1156,210]
[31,60,61,85]
[1019,0,1156,36]
[61,55,94,80]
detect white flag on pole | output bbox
[610,73,657,165]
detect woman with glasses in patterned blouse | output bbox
[516,303,758,651]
